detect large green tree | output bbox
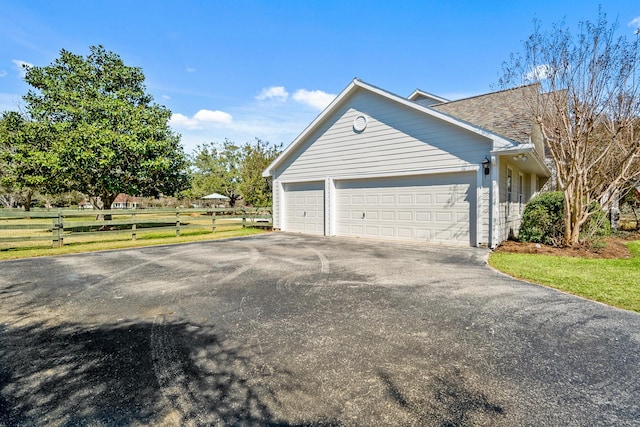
[500,11,640,246]
[21,45,189,212]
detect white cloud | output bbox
[292,89,336,110]
[170,85,337,153]
[170,109,233,129]
[524,64,553,82]
[194,109,233,123]
[256,86,289,102]
[629,17,640,33]
[0,70,7,78]
[186,66,196,73]
[12,59,33,77]
[162,94,171,100]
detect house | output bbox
[111,194,138,209]
[262,79,551,247]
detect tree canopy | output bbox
[188,139,281,207]
[7,45,189,210]
[0,111,60,210]
[500,11,640,246]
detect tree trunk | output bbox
[23,189,33,212]
[101,193,117,221]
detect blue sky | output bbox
[1,0,639,154]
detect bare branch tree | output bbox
[500,10,640,246]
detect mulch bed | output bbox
[493,231,640,259]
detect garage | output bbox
[335,173,475,245]
[263,79,551,247]
[283,182,325,235]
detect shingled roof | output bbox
[429,84,539,144]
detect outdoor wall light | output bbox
[512,153,528,162]
[482,157,491,175]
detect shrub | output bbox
[518,191,564,245]
[581,201,611,241]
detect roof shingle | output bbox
[429,84,539,144]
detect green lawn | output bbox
[0,227,267,261]
[489,241,640,313]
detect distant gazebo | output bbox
[202,192,230,208]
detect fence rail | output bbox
[0,207,272,249]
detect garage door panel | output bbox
[415,229,430,239]
[397,211,412,221]
[416,194,431,204]
[381,195,395,205]
[366,195,379,204]
[335,174,474,245]
[416,212,431,221]
[381,211,395,220]
[435,230,452,240]
[398,228,413,238]
[381,227,395,236]
[435,212,452,222]
[398,195,412,205]
[365,211,379,220]
[456,212,469,222]
[436,194,452,204]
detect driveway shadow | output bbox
[0,319,334,426]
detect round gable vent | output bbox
[353,115,368,132]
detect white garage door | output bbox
[336,173,475,245]
[283,181,325,235]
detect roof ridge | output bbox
[434,83,540,106]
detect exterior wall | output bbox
[273,180,281,229]
[273,90,491,183]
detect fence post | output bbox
[131,212,137,240]
[242,210,246,228]
[176,210,181,237]
[52,210,63,248]
[52,217,57,248]
[212,211,216,233]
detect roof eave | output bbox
[492,144,552,177]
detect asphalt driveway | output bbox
[1,233,638,426]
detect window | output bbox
[519,173,524,213]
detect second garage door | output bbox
[335,174,475,245]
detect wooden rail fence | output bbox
[0,207,272,249]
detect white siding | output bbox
[479,172,491,246]
[273,180,281,229]
[274,90,491,182]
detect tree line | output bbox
[0,46,281,212]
